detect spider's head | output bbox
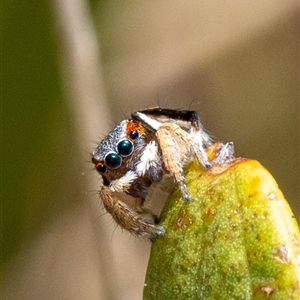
[91,119,150,185]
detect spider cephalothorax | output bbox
[92,119,163,200]
[92,107,212,240]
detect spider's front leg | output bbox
[100,185,165,241]
[133,108,211,169]
[101,168,164,240]
[133,109,212,201]
[155,123,206,201]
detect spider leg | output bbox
[156,122,211,201]
[100,186,165,241]
[189,129,211,169]
[155,123,192,201]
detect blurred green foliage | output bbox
[2,1,67,269]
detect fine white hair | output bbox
[135,141,160,176]
[109,170,138,192]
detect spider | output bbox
[92,107,212,241]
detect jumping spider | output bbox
[92,107,212,241]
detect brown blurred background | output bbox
[2,1,299,299]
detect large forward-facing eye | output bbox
[117,139,134,156]
[105,152,122,169]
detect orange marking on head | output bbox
[92,157,102,167]
[126,120,145,136]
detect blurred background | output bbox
[2,1,299,299]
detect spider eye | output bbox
[129,130,139,140]
[105,152,122,169]
[92,157,106,173]
[96,163,106,173]
[117,139,133,156]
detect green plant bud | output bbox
[144,145,300,300]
